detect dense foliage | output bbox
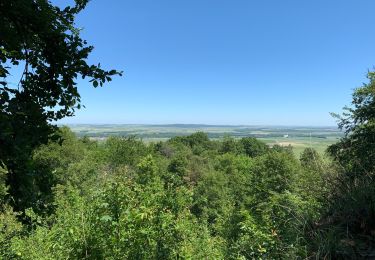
[0,127,333,259]
[312,71,375,258]
[2,75,374,258]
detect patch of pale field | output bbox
[248,131,271,135]
[272,141,305,147]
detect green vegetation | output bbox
[0,122,369,258]
[1,0,375,259]
[0,127,330,258]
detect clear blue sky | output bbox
[58,0,375,126]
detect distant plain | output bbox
[65,124,343,156]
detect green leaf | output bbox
[100,215,112,222]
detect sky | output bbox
[57,0,375,126]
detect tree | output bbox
[0,0,121,210]
[220,135,243,154]
[240,137,269,157]
[300,147,322,171]
[170,132,212,155]
[329,71,375,177]
[312,71,375,258]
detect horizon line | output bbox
[57,123,339,128]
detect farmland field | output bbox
[66,124,343,156]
